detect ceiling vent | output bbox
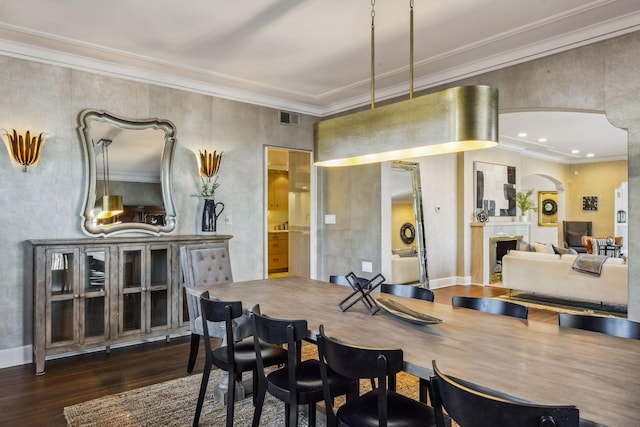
[279,111,300,127]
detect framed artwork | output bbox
[538,191,558,226]
[582,196,598,211]
[474,161,516,217]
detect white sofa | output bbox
[501,250,628,306]
[391,254,421,284]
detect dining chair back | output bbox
[193,293,287,427]
[559,313,640,340]
[452,296,528,320]
[180,243,252,373]
[251,309,357,427]
[317,325,438,427]
[380,282,434,403]
[429,360,580,427]
[380,283,435,301]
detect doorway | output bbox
[265,147,312,278]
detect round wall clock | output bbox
[541,199,557,215]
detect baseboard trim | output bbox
[0,345,32,369]
[0,332,191,369]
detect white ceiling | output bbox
[0,0,636,163]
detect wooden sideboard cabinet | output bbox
[28,235,232,374]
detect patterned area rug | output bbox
[64,345,427,427]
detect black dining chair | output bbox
[317,324,438,427]
[559,313,640,340]
[452,296,528,320]
[429,360,582,427]
[194,293,287,427]
[380,283,435,302]
[380,283,434,404]
[251,309,358,427]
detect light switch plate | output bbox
[324,214,336,224]
[362,261,373,273]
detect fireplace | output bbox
[471,222,530,285]
[490,236,522,283]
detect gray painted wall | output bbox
[0,57,315,354]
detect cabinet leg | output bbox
[106,345,111,354]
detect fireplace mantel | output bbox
[471,221,530,285]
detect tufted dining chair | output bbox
[180,243,252,373]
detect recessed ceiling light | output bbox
[538,137,548,143]
[571,149,580,154]
[517,132,528,137]
[586,153,595,157]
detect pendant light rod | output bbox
[409,0,414,99]
[370,0,376,109]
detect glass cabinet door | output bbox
[118,245,171,336]
[47,248,79,346]
[149,246,170,330]
[120,247,144,335]
[82,249,108,341]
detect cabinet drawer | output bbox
[268,254,288,271]
[268,239,288,254]
[268,232,287,241]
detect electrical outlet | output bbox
[225,215,232,225]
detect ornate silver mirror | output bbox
[79,110,177,236]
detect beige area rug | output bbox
[64,369,317,427]
[64,345,427,427]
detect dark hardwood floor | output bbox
[0,285,556,426]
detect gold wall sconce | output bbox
[199,149,222,178]
[2,129,47,172]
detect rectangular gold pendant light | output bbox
[314,1,498,167]
[314,85,498,167]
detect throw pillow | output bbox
[534,242,555,254]
[552,244,575,255]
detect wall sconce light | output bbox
[199,149,222,178]
[617,210,626,223]
[2,129,47,172]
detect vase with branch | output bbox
[515,189,537,222]
[193,150,224,233]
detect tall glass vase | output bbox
[201,199,224,233]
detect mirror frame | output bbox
[78,109,177,236]
[392,161,429,287]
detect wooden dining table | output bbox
[203,276,640,426]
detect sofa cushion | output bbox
[552,244,577,255]
[392,247,416,257]
[507,250,560,260]
[534,242,555,254]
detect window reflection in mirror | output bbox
[79,110,177,236]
